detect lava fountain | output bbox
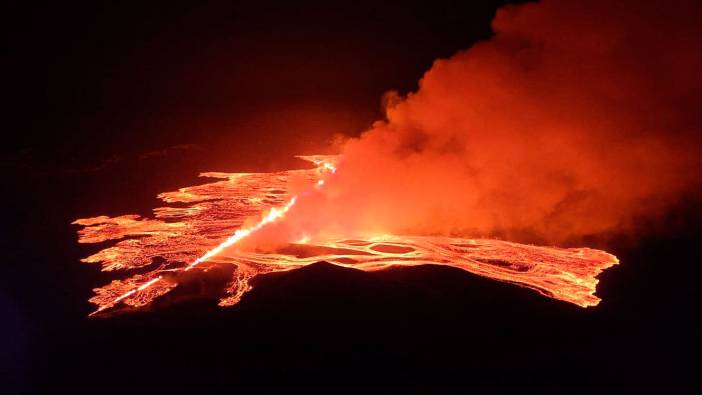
[73,155,618,316]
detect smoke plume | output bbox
[261,0,702,246]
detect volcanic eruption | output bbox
[74,156,618,315]
[73,0,702,315]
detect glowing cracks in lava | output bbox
[89,276,164,316]
[184,197,297,271]
[183,158,337,272]
[87,157,338,315]
[92,198,299,315]
[75,156,618,316]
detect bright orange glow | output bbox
[74,156,617,315]
[184,196,298,272]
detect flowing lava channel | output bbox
[74,156,618,315]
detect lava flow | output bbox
[74,156,618,315]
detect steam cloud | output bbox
[260,0,702,246]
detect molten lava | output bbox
[74,156,618,315]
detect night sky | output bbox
[6,1,513,170]
[3,1,700,393]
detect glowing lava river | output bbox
[73,156,618,315]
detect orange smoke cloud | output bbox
[255,0,702,246]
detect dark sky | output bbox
[6,1,522,171]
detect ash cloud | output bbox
[278,0,702,245]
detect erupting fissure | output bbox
[74,156,618,316]
[184,196,298,272]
